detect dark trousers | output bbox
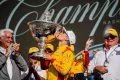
[74,73,84,80]
[93,72,103,80]
[68,73,84,80]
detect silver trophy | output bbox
[27,11,62,59]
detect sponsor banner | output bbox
[0,0,120,58]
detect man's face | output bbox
[30,58,38,68]
[104,35,119,48]
[0,31,13,48]
[54,31,68,41]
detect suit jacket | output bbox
[0,51,28,80]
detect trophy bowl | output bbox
[28,21,57,37]
[27,11,62,60]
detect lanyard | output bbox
[104,46,118,66]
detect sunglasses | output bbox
[104,34,116,39]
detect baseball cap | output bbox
[56,27,76,44]
[45,44,54,51]
[66,31,76,44]
[104,28,118,38]
[28,47,39,54]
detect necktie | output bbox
[7,57,13,80]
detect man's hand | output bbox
[85,38,93,50]
[94,66,108,74]
[12,43,20,56]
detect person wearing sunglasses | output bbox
[88,27,120,80]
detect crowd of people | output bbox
[0,24,120,80]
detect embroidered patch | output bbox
[115,51,120,55]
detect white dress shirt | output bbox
[88,44,120,80]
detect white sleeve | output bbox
[37,70,47,79]
[88,57,96,73]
